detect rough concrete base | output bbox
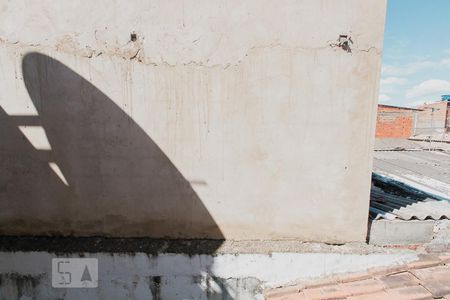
[368,220,435,245]
[0,249,418,300]
[426,220,450,252]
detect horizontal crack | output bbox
[0,38,381,69]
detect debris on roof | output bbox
[409,134,450,143]
[374,138,450,151]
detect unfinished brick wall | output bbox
[375,105,415,138]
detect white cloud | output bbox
[409,100,428,108]
[382,61,435,76]
[440,58,450,67]
[380,77,408,85]
[379,77,407,96]
[378,94,391,102]
[405,79,450,100]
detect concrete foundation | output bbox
[0,248,417,300]
[426,220,450,252]
[368,220,435,245]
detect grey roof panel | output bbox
[373,150,450,201]
[370,186,450,220]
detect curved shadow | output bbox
[0,52,223,241]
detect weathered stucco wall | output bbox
[0,250,417,299]
[0,0,386,242]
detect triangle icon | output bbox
[81,265,92,282]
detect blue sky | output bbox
[379,0,450,107]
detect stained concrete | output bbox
[0,250,417,299]
[0,0,387,242]
[426,220,450,252]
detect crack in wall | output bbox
[0,37,381,69]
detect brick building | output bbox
[375,104,422,138]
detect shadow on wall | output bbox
[0,52,224,241]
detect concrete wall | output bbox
[0,250,417,300]
[415,101,450,136]
[0,0,386,242]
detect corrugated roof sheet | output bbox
[373,150,450,201]
[371,144,450,220]
[370,185,450,220]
